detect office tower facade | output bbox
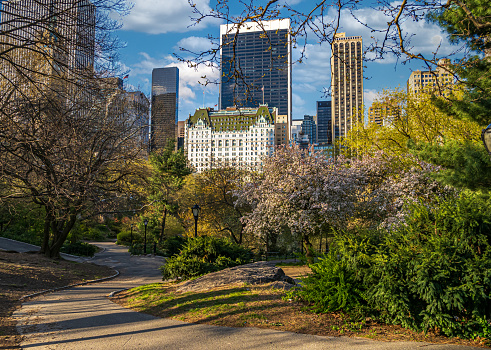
[301,115,317,144]
[1,0,96,78]
[368,100,401,126]
[274,114,289,146]
[220,19,292,130]
[407,59,454,95]
[331,33,363,143]
[185,105,278,172]
[125,91,150,152]
[177,120,185,150]
[101,79,149,153]
[316,101,332,144]
[151,67,179,151]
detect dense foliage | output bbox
[60,242,98,257]
[146,139,191,243]
[160,236,252,280]
[294,193,491,339]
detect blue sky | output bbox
[114,0,459,121]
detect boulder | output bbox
[176,261,295,293]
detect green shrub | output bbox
[60,242,97,257]
[160,236,252,280]
[159,235,186,256]
[161,255,216,279]
[367,194,491,338]
[291,193,491,340]
[129,243,152,255]
[294,250,367,314]
[0,202,44,245]
[117,231,137,246]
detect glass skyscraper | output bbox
[220,19,291,126]
[151,67,179,151]
[316,101,332,144]
[301,115,317,144]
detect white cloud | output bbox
[124,52,219,117]
[279,0,304,5]
[292,93,305,106]
[176,36,216,54]
[121,0,220,34]
[364,89,379,108]
[333,6,456,62]
[299,5,457,66]
[293,43,331,85]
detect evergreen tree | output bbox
[411,2,491,191]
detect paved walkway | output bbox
[0,237,84,262]
[6,240,477,349]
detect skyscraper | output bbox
[150,67,179,151]
[331,33,363,143]
[316,101,332,144]
[220,19,292,128]
[301,115,317,145]
[1,0,96,77]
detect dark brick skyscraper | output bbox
[331,33,363,143]
[151,67,178,151]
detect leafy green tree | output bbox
[147,139,191,243]
[176,165,251,245]
[345,88,482,158]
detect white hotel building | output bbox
[185,105,285,172]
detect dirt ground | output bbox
[112,265,489,349]
[280,265,311,280]
[0,251,115,350]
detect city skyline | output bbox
[115,1,462,122]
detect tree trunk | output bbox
[304,235,314,264]
[42,210,77,259]
[159,206,167,243]
[40,214,51,255]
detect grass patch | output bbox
[111,281,491,348]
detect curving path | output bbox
[12,242,477,350]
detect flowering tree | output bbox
[234,145,451,256]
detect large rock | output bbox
[176,261,295,293]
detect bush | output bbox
[367,194,491,338]
[160,236,252,280]
[0,202,44,245]
[129,242,153,255]
[60,242,97,257]
[83,224,110,241]
[294,250,367,314]
[117,231,137,246]
[159,235,186,256]
[291,193,491,339]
